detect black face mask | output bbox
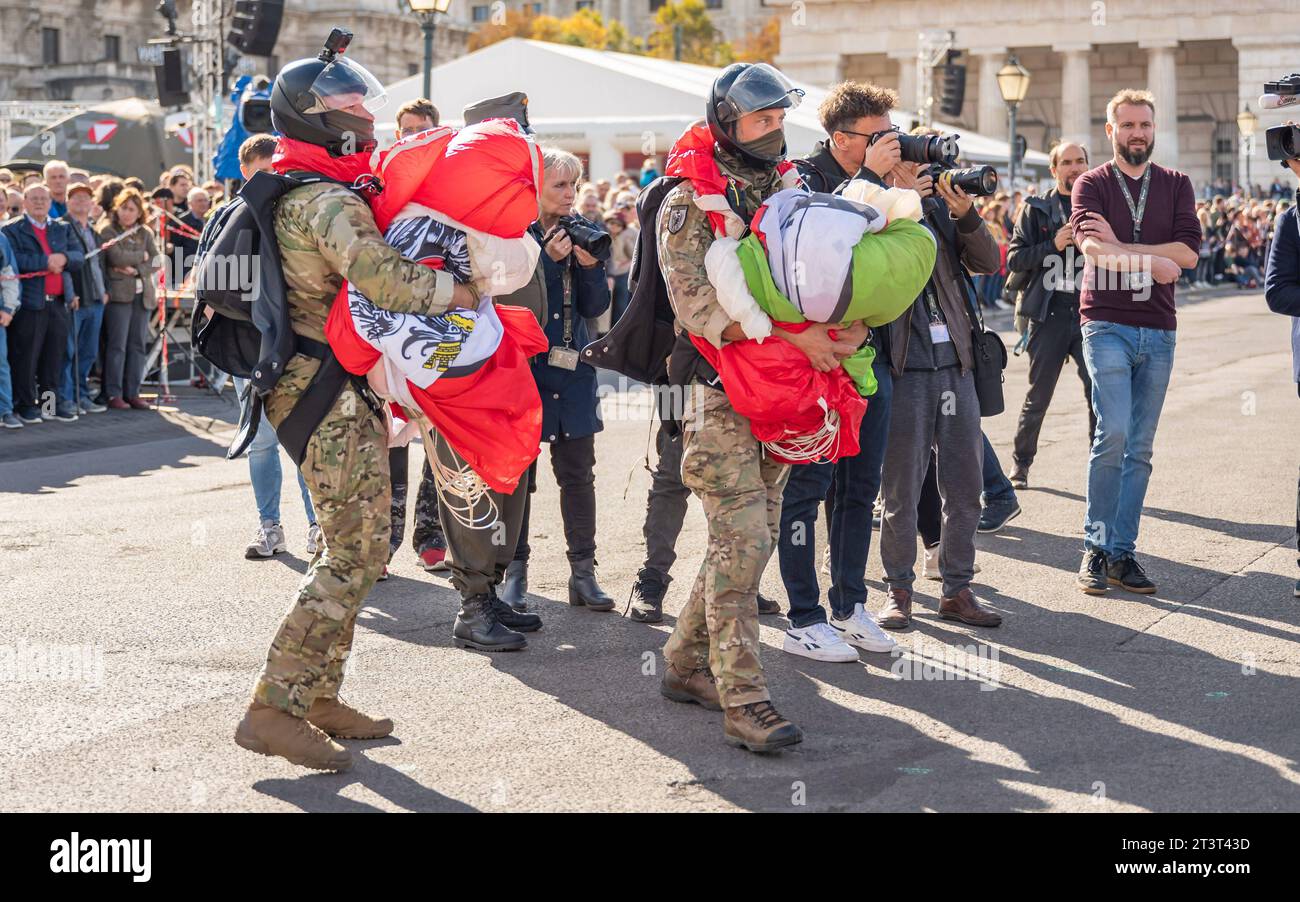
[322,109,376,155]
[738,127,786,162]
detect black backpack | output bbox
[191,170,361,461]
[580,175,683,386]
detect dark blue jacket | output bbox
[528,220,610,442]
[1,216,81,310]
[1264,202,1300,383]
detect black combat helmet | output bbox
[706,62,804,168]
[270,29,388,156]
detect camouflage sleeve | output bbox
[296,185,465,315]
[656,183,735,350]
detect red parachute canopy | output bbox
[689,327,867,466]
[326,289,549,494]
[369,119,543,236]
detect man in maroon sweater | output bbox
[1069,89,1201,596]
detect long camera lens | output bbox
[897,133,955,165]
[944,165,999,197]
[559,214,612,261]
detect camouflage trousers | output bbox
[662,385,789,709]
[253,355,390,717]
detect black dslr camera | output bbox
[924,162,999,198]
[545,214,612,262]
[1265,73,1300,164]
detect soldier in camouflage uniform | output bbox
[234,40,480,772]
[655,64,864,753]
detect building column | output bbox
[587,134,624,184]
[888,49,918,120]
[1054,42,1092,153]
[1141,39,1180,170]
[973,47,1009,139]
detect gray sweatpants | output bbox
[880,366,983,598]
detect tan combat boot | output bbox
[234,702,353,772]
[306,696,395,739]
[723,701,804,753]
[659,662,722,711]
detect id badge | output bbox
[929,322,951,344]
[548,346,580,371]
[1127,270,1152,291]
[134,278,144,294]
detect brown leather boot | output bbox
[234,702,353,772]
[659,662,722,711]
[306,696,394,739]
[723,701,804,753]
[876,587,913,630]
[939,587,1003,627]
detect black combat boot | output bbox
[626,567,668,623]
[452,594,527,651]
[499,560,528,611]
[488,586,542,632]
[569,557,615,611]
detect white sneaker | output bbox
[783,622,860,663]
[245,520,287,559]
[821,546,831,575]
[306,523,323,555]
[830,602,898,653]
[923,546,979,580]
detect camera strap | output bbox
[1111,161,1151,243]
[560,265,574,348]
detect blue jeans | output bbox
[60,302,104,404]
[1081,321,1176,559]
[777,361,892,626]
[234,376,316,525]
[981,432,1016,505]
[0,324,11,417]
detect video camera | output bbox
[1263,73,1300,165]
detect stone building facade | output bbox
[773,0,1300,189]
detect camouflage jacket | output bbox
[274,181,467,343]
[656,149,789,349]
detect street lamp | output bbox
[405,0,453,102]
[1237,104,1259,196]
[997,55,1031,189]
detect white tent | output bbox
[380,39,1049,183]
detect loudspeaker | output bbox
[155,48,190,108]
[227,0,285,57]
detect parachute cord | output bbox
[761,397,842,464]
[419,419,499,530]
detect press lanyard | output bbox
[1112,162,1151,243]
[560,265,574,348]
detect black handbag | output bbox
[962,271,1008,417]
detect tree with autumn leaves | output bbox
[468,1,780,67]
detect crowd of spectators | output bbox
[0,160,225,429]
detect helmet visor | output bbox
[302,57,388,115]
[717,64,804,123]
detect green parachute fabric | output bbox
[734,215,936,396]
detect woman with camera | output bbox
[500,148,615,611]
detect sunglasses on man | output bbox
[838,125,901,145]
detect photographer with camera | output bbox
[1262,115,1300,598]
[875,126,1005,631]
[502,147,616,613]
[1005,141,1097,489]
[772,81,905,663]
